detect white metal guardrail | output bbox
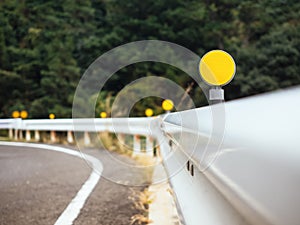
[1,118,154,135]
[0,87,299,225]
[0,119,16,128]
[160,87,300,225]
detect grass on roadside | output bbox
[129,188,154,225]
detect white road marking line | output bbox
[0,141,103,225]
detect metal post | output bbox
[8,128,13,139]
[67,131,74,144]
[14,129,18,140]
[50,131,56,143]
[118,133,125,152]
[146,136,154,156]
[209,86,224,103]
[25,130,31,141]
[19,130,23,139]
[133,135,141,155]
[34,130,40,141]
[84,131,91,146]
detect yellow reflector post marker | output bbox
[145,108,154,117]
[162,99,174,112]
[12,111,20,118]
[199,50,236,86]
[20,110,28,119]
[199,50,236,101]
[49,113,55,119]
[100,112,107,118]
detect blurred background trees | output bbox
[0,0,299,118]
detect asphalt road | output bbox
[0,144,147,225]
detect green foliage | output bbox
[0,0,299,118]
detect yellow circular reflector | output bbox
[12,111,20,118]
[162,99,174,111]
[20,110,28,119]
[145,108,154,117]
[49,113,55,119]
[199,50,236,86]
[100,112,107,118]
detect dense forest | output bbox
[0,0,299,118]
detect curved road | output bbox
[0,143,146,225]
